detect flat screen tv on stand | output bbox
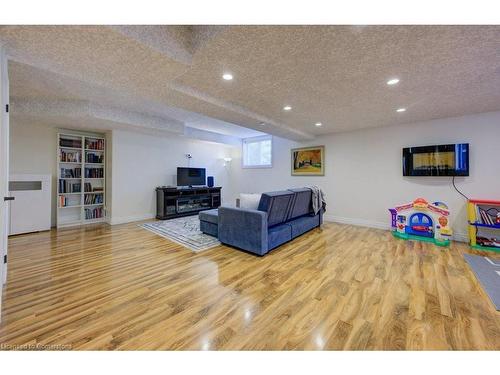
[177,167,206,187]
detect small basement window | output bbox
[242,135,272,168]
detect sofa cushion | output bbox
[258,190,295,227]
[268,223,292,251]
[287,188,312,220]
[200,220,218,237]
[199,209,219,224]
[218,206,268,255]
[287,214,320,238]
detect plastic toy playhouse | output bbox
[389,198,452,246]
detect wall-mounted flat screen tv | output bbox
[402,143,469,176]
[177,167,206,186]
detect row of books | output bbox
[85,139,105,150]
[60,150,81,163]
[59,180,81,193]
[60,138,82,148]
[478,207,499,226]
[86,152,104,163]
[84,194,103,205]
[85,207,104,220]
[58,195,79,208]
[84,168,104,178]
[84,183,103,192]
[60,167,81,178]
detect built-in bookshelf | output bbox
[467,199,500,252]
[57,132,106,227]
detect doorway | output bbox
[408,212,434,238]
[0,45,10,309]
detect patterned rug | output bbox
[140,215,220,252]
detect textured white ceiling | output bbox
[2,25,499,140]
[9,61,263,138]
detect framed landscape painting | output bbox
[291,145,325,176]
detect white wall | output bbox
[10,111,500,239]
[9,121,58,226]
[110,129,235,224]
[230,111,500,240]
[10,122,236,227]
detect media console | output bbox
[156,186,222,220]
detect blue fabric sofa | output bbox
[216,188,323,256]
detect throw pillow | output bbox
[239,193,262,210]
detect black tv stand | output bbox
[156,186,221,220]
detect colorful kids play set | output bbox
[389,198,452,246]
[467,199,500,252]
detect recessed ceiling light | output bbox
[283,105,292,111]
[387,78,400,85]
[259,122,266,126]
[222,73,233,81]
[396,108,406,113]
[315,122,322,127]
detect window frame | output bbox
[241,135,273,169]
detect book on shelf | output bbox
[85,138,105,151]
[85,206,104,220]
[59,138,82,148]
[477,206,497,225]
[59,195,79,207]
[84,182,104,192]
[84,194,103,205]
[85,152,104,163]
[84,167,104,178]
[60,150,81,163]
[60,167,81,178]
[58,179,81,193]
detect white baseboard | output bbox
[324,214,389,230]
[452,232,468,243]
[323,214,468,243]
[109,213,155,225]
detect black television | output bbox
[403,143,469,176]
[177,167,206,186]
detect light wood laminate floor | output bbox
[0,221,499,350]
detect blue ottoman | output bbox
[199,209,219,237]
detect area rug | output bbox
[464,254,500,310]
[140,215,220,252]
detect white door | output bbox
[0,45,10,309]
